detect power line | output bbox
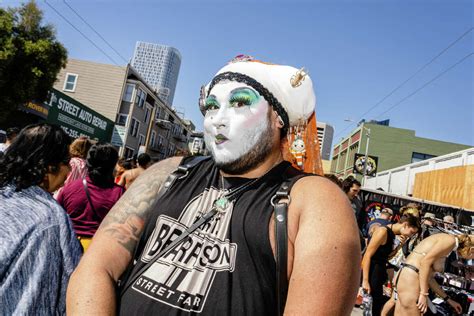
[334,27,473,139]
[62,0,128,64]
[374,52,473,119]
[44,0,120,66]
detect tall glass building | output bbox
[131,41,182,105]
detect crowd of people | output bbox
[0,123,154,313]
[0,56,472,316]
[57,143,125,251]
[325,174,473,316]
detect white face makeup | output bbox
[203,81,271,166]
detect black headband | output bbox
[206,71,289,134]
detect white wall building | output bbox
[364,148,474,196]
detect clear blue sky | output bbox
[4,0,473,146]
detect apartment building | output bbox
[54,59,194,160]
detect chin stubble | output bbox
[216,112,275,175]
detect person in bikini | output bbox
[362,213,420,315]
[392,233,473,315]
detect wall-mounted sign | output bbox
[190,137,204,155]
[353,153,378,176]
[19,101,49,119]
[40,89,114,142]
[111,125,126,147]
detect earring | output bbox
[277,116,285,127]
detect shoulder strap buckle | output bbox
[270,180,292,207]
[176,166,189,179]
[270,193,291,207]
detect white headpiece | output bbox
[200,55,316,131]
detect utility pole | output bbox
[362,127,371,185]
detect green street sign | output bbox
[44,89,114,142]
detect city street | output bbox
[0,0,472,315]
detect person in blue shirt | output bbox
[365,207,394,237]
[0,123,82,315]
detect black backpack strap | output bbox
[118,155,210,294]
[272,167,314,316]
[155,155,210,202]
[82,178,98,216]
[272,181,291,316]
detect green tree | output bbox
[0,1,67,123]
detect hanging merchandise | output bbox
[360,188,474,230]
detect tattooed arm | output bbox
[66,157,183,315]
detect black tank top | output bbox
[119,158,306,315]
[370,226,395,264]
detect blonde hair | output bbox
[457,234,474,258]
[69,137,92,159]
[399,203,421,218]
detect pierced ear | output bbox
[277,115,285,128]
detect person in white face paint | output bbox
[203,81,276,173]
[67,55,361,316]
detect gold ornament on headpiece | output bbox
[290,67,307,88]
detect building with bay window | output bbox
[54,59,194,161]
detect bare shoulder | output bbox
[372,225,389,238]
[289,175,353,219]
[109,156,183,217]
[133,156,183,185]
[368,225,389,247]
[99,156,183,254]
[288,174,359,253]
[423,233,456,258]
[122,169,131,177]
[288,175,359,251]
[284,175,361,314]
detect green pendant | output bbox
[214,196,229,212]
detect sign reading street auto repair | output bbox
[42,89,114,142]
